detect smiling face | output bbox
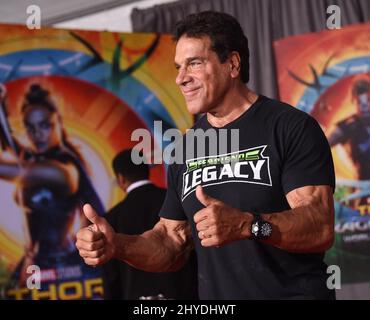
[174,36,232,115]
[23,106,63,153]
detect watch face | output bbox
[261,222,272,237]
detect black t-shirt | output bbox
[159,95,336,299]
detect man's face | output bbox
[174,36,231,115]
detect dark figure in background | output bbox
[0,84,104,288]
[103,149,198,300]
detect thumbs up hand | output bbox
[194,185,253,247]
[75,204,116,266]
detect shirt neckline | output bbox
[203,94,265,129]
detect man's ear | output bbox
[229,51,241,78]
[116,173,126,190]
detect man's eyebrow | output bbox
[186,56,204,62]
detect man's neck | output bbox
[206,86,258,128]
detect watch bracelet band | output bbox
[251,213,271,239]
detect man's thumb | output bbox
[196,185,216,207]
[83,204,104,228]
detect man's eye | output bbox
[190,61,201,67]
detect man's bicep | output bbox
[286,185,334,215]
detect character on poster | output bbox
[0,83,105,292]
[328,78,370,190]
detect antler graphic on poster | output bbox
[287,53,341,94]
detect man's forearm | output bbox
[259,204,334,253]
[113,230,192,272]
[193,185,334,252]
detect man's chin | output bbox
[185,101,207,115]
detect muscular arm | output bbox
[76,208,194,272]
[114,218,194,272]
[261,185,334,253]
[195,184,334,253]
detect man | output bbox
[102,149,198,299]
[76,11,336,299]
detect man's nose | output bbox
[175,67,192,86]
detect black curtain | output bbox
[131,0,370,99]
